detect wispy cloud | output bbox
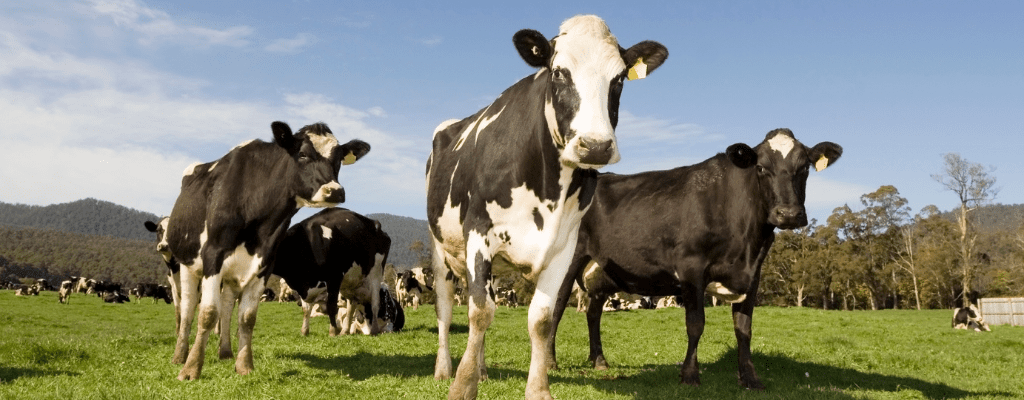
[616,110,724,144]
[415,35,443,46]
[265,32,316,54]
[88,0,252,48]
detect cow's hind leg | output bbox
[432,241,455,381]
[178,274,222,380]
[449,247,494,400]
[733,268,764,389]
[235,279,264,375]
[679,286,705,386]
[218,284,239,360]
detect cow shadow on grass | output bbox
[568,350,1014,399]
[0,367,80,383]
[282,350,533,382]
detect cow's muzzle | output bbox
[770,205,808,230]
[576,137,616,166]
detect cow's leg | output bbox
[433,243,455,381]
[733,269,764,389]
[449,244,494,400]
[326,285,342,336]
[679,285,705,386]
[172,267,200,364]
[524,247,574,400]
[585,293,609,369]
[218,284,239,360]
[299,297,313,336]
[549,255,588,370]
[178,273,222,380]
[234,278,264,375]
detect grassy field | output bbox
[1,290,1022,400]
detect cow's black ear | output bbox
[144,221,158,232]
[271,121,296,151]
[338,139,371,165]
[809,142,843,171]
[726,143,757,169]
[622,40,668,77]
[513,29,552,68]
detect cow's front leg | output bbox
[235,278,264,375]
[299,297,314,336]
[525,246,575,400]
[679,285,705,386]
[449,243,494,400]
[585,293,610,370]
[733,267,764,389]
[172,267,201,364]
[326,286,342,336]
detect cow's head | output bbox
[748,128,843,229]
[271,121,371,208]
[144,217,172,263]
[513,15,668,169]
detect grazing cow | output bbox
[425,15,667,399]
[166,121,370,380]
[952,305,991,332]
[396,269,432,310]
[70,276,90,293]
[145,218,184,330]
[548,128,842,389]
[59,280,73,304]
[273,208,390,337]
[264,274,297,303]
[348,285,406,334]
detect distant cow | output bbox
[425,14,668,399]
[59,280,73,304]
[272,208,390,337]
[104,291,131,303]
[166,121,370,380]
[396,269,432,310]
[549,128,842,389]
[348,285,405,334]
[952,305,991,332]
[15,285,39,296]
[70,276,90,293]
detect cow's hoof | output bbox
[177,369,200,381]
[739,375,765,390]
[219,350,234,360]
[447,380,477,400]
[680,371,700,386]
[591,355,609,370]
[236,365,253,375]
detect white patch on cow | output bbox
[549,15,625,168]
[544,98,563,148]
[232,139,256,152]
[321,226,333,240]
[308,132,340,160]
[768,134,795,159]
[295,181,342,209]
[182,162,203,177]
[705,282,746,304]
[433,119,461,138]
[582,260,603,292]
[453,105,505,151]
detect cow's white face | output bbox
[513,15,668,170]
[547,16,626,168]
[144,217,173,263]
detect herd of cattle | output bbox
[1,14,997,400]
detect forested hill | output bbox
[940,203,1024,233]
[367,213,432,270]
[0,199,161,241]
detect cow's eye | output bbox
[552,69,565,81]
[756,165,766,174]
[298,152,310,162]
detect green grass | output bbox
[1,290,1022,399]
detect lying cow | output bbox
[273,207,390,337]
[952,305,991,332]
[549,128,842,389]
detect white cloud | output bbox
[804,175,873,222]
[265,32,316,54]
[416,35,443,46]
[88,0,252,48]
[616,110,725,145]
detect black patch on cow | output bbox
[532,208,544,230]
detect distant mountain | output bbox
[367,213,432,271]
[0,198,161,241]
[938,203,1024,233]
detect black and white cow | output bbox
[145,218,183,331]
[396,269,432,310]
[548,128,842,389]
[166,121,370,380]
[425,15,667,400]
[272,208,390,337]
[952,305,991,332]
[59,280,73,304]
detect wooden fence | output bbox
[979,297,1024,327]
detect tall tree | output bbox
[931,153,999,307]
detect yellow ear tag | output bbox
[627,57,647,81]
[343,152,358,165]
[814,155,829,172]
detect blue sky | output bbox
[1,0,1021,226]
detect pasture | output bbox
[1,290,1021,399]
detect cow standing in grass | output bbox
[549,129,842,389]
[426,14,667,399]
[166,121,369,380]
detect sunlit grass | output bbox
[1,290,1022,399]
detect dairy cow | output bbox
[145,218,184,331]
[549,129,842,389]
[59,280,73,304]
[425,14,667,399]
[952,304,991,331]
[166,121,369,380]
[272,208,390,337]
